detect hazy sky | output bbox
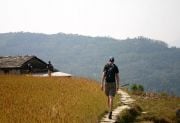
[0,0,180,47]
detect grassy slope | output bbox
[132,93,180,122]
[0,75,109,123]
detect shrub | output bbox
[130,84,138,91]
[137,84,144,92]
[142,115,171,123]
[117,104,142,123]
[130,84,144,95]
[176,108,180,123]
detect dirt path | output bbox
[100,89,135,123]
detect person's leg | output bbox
[107,97,110,108]
[48,70,52,77]
[108,96,114,119]
[105,83,113,119]
[109,96,113,112]
[108,83,116,119]
[105,83,110,109]
[108,96,113,119]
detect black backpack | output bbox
[105,64,116,82]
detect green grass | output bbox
[0,75,116,123]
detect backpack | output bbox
[105,64,116,82]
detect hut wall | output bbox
[21,57,47,73]
[10,69,21,74]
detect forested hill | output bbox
[0,32,180,96]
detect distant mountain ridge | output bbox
[0,32,180,96]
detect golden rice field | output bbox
[0,75,110,123]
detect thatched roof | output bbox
[0,56,35,68]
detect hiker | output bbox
[101,57,120,119]
[47,61,53,76]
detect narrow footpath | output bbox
[100,89,135,123]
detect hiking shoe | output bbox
[108,112,112,119]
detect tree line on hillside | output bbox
[0,32,180,96]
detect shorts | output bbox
[105,82,116,97]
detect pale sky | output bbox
[0,0,180,47]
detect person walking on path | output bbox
[47,61,54,77]
[101,57,120,119]
[27,63,33,75]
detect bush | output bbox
[142,115,171,123]
[176,108,180,123]
[130,84,144,95]
[137,84,144,92]
[130,84,138,91]
[117,109,135,123]
[117,104,142,123]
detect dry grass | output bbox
[0,75,109,123]
[132,93,180,123]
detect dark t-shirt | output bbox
[103,63,119,82]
